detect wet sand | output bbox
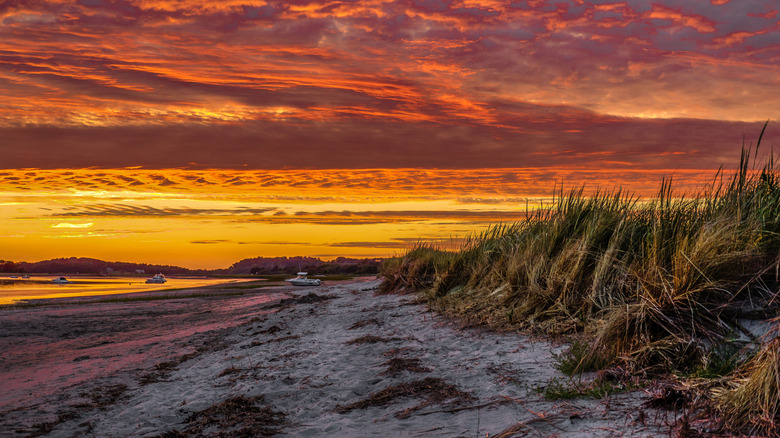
[0,276,255,305]
[1,278,672,437]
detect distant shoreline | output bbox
[0,275,376,307]
[0,276,260,306]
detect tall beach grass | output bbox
[381,124,780,433]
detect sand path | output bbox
[1,279,670,437]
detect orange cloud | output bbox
[711,29,769,47]
[0,166,731,201]
[647,4,717,33]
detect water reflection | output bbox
[0,276,251,305]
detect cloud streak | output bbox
[0,166,728,199]
[47,203,532,225]
[51,222,94,228]
[51,204,277,218]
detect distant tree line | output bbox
[0,260,22,273]
[0,256,381,276]
[0,257,191,275]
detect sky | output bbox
[0,0,778,269]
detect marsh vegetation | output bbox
[381,125,780,435]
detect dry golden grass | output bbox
[715,328,780,436]
[382,124,780,433]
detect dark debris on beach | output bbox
[345,334,404,345]
[158,395,286,438]
[380,357,432,376]
[335,377,475,418]
[262,293,336,310]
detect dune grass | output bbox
[380,124,780,433]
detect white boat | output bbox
[52,277,70,284]
[285,272,322,287]
[145,274,167,284]
[22,275,30,279]
[9,276,18,279]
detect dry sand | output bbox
[0,278,675,437]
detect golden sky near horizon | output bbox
[0,167,727,268]
[0,0,778,268]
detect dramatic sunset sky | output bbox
[1,0,778,268]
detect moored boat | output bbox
[145,274,167,284]
[52,277,70,284]
[285,272,322,287]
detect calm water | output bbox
[0,276,251,305]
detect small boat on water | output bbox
[9,276,18,279]
[52,277,70,284]
[22,275,30,279]
[285,272,323,287]
[145,274,167,284]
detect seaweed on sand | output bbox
[335,377,474,418]
[160,395,286,438]
[140,351,201,384]
[345,334,402,345]
[82,384,129,409]
[262,293,335,309]
[380,357,431,376]
[21,384,130,437]
[25,411,82,438]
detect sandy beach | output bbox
[1,278,674,437]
